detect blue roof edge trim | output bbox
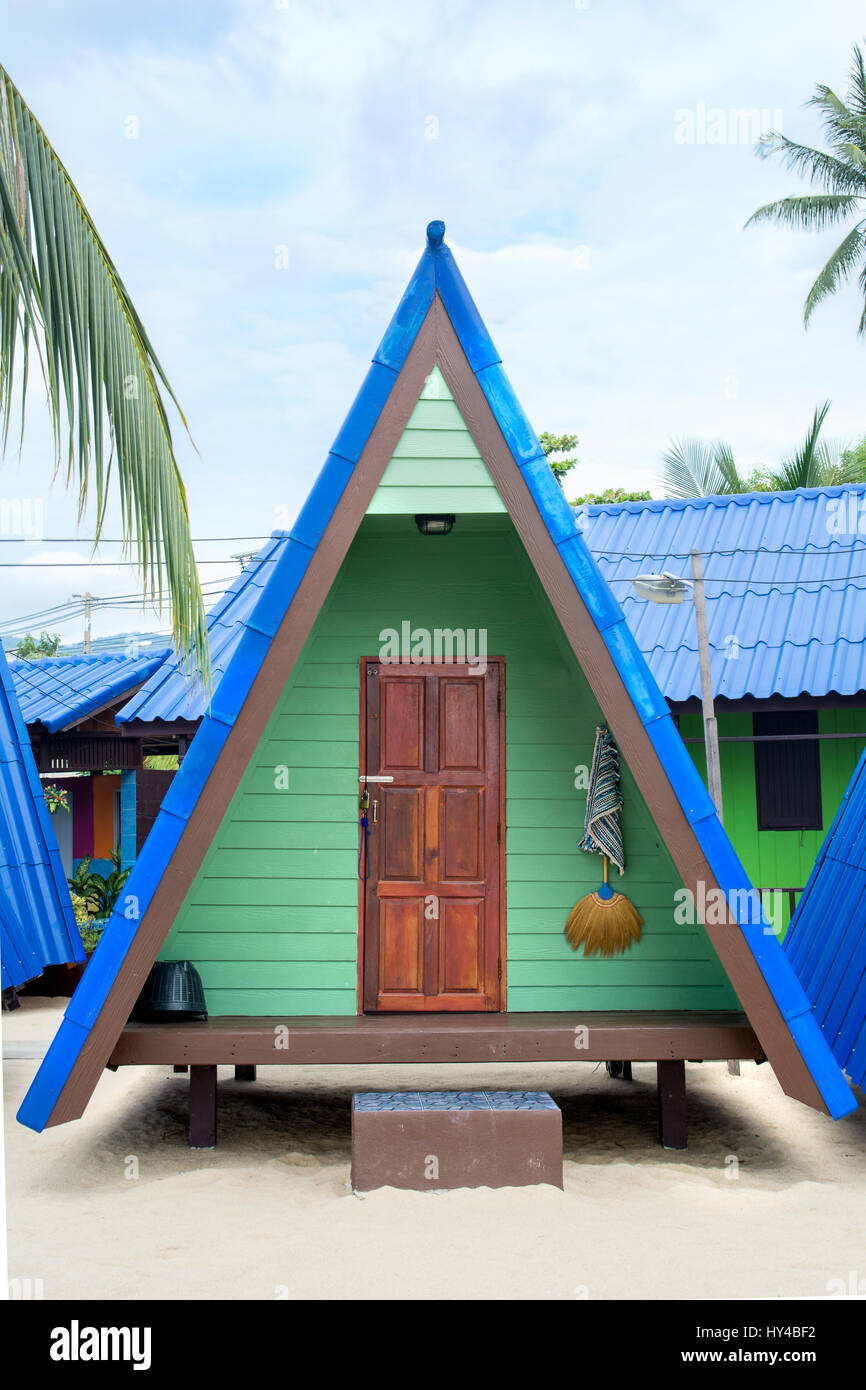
[18,221,856,1130]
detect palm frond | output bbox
[659,439,745,499]
[806,84,866,147]
[0,66,209,689]
[816,437,864,486]
[804,223,866,325]
[755,133,866,194]
[767,401,833,491]
[845,44,866,119]
[745,193,862,232]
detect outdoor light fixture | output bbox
[414,514,455,536]
[632,552,723,825]
[632,571,692,604]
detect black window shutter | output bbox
[754,710,822,831]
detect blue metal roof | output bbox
[18,219,857,1131]
[785,747,866,1088]
[116,536,290,725]
[9,650,169,732]
[0,646,85,989]
[582,489,866,702]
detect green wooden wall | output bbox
[367,366,505,515]
[158,373,738,1015]
[680,707,865,931]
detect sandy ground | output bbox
[3,996,865,1301]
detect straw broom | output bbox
[564,727,643,958]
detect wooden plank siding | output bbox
[367,366,506,515]
[157,375,739,1016]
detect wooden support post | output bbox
[189,1065,217,1148]
[727,1059,741,1077]
[691,549,723,825]
[234,1065,256,1082]
[657,1060,687,1150]
[173,1064,188,1074]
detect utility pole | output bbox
[73,592,95,654]
[690,550,723,825]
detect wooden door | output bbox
[361,659,503,1012]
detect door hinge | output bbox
[497,822,501,843]
[497,959,502,980]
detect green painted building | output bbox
[582,488,866,934]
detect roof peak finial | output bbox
[426,219,445,249]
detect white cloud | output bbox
[1,0,865,640]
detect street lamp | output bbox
[632,549,723,825]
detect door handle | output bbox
[372,799,379,824]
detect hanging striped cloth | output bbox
[579,726,626,876]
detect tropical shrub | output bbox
[68,851,131,919]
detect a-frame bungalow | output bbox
[18,222,857,1148]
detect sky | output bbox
[1,0,865,648]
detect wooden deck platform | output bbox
[109,1010,764,1067]
[109,1012,764,1153]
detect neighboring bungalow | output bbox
[114,532,291,741]
[19,223,857,1150]
[582,489,866,930]
[785,745,866,1090]
[0,646,84,993]
[8,649,170,877]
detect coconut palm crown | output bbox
[746,43,866,336]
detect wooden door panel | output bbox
[380,677,425,769]
[378,899,424,997]
[381,785,424,881]
[439,679,483,770]
[362,660,503,1012]
[439,786,484,880]
[439,898,484,994]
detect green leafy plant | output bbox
[68,850,131,919]
[14,631,61,659]
[746,44,866,335]
[42,782,69,814]
[571,487,653,505]
[540,431,580,484]
[70,892,104,952]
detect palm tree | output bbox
[746,44,866,336]
[0,65,208,681]
[660,401,865,498]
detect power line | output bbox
[0,577,236,635]
[588,542,866,558]
[0,557,257,567]
[0,534,276,544]
[604,571,866,589]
